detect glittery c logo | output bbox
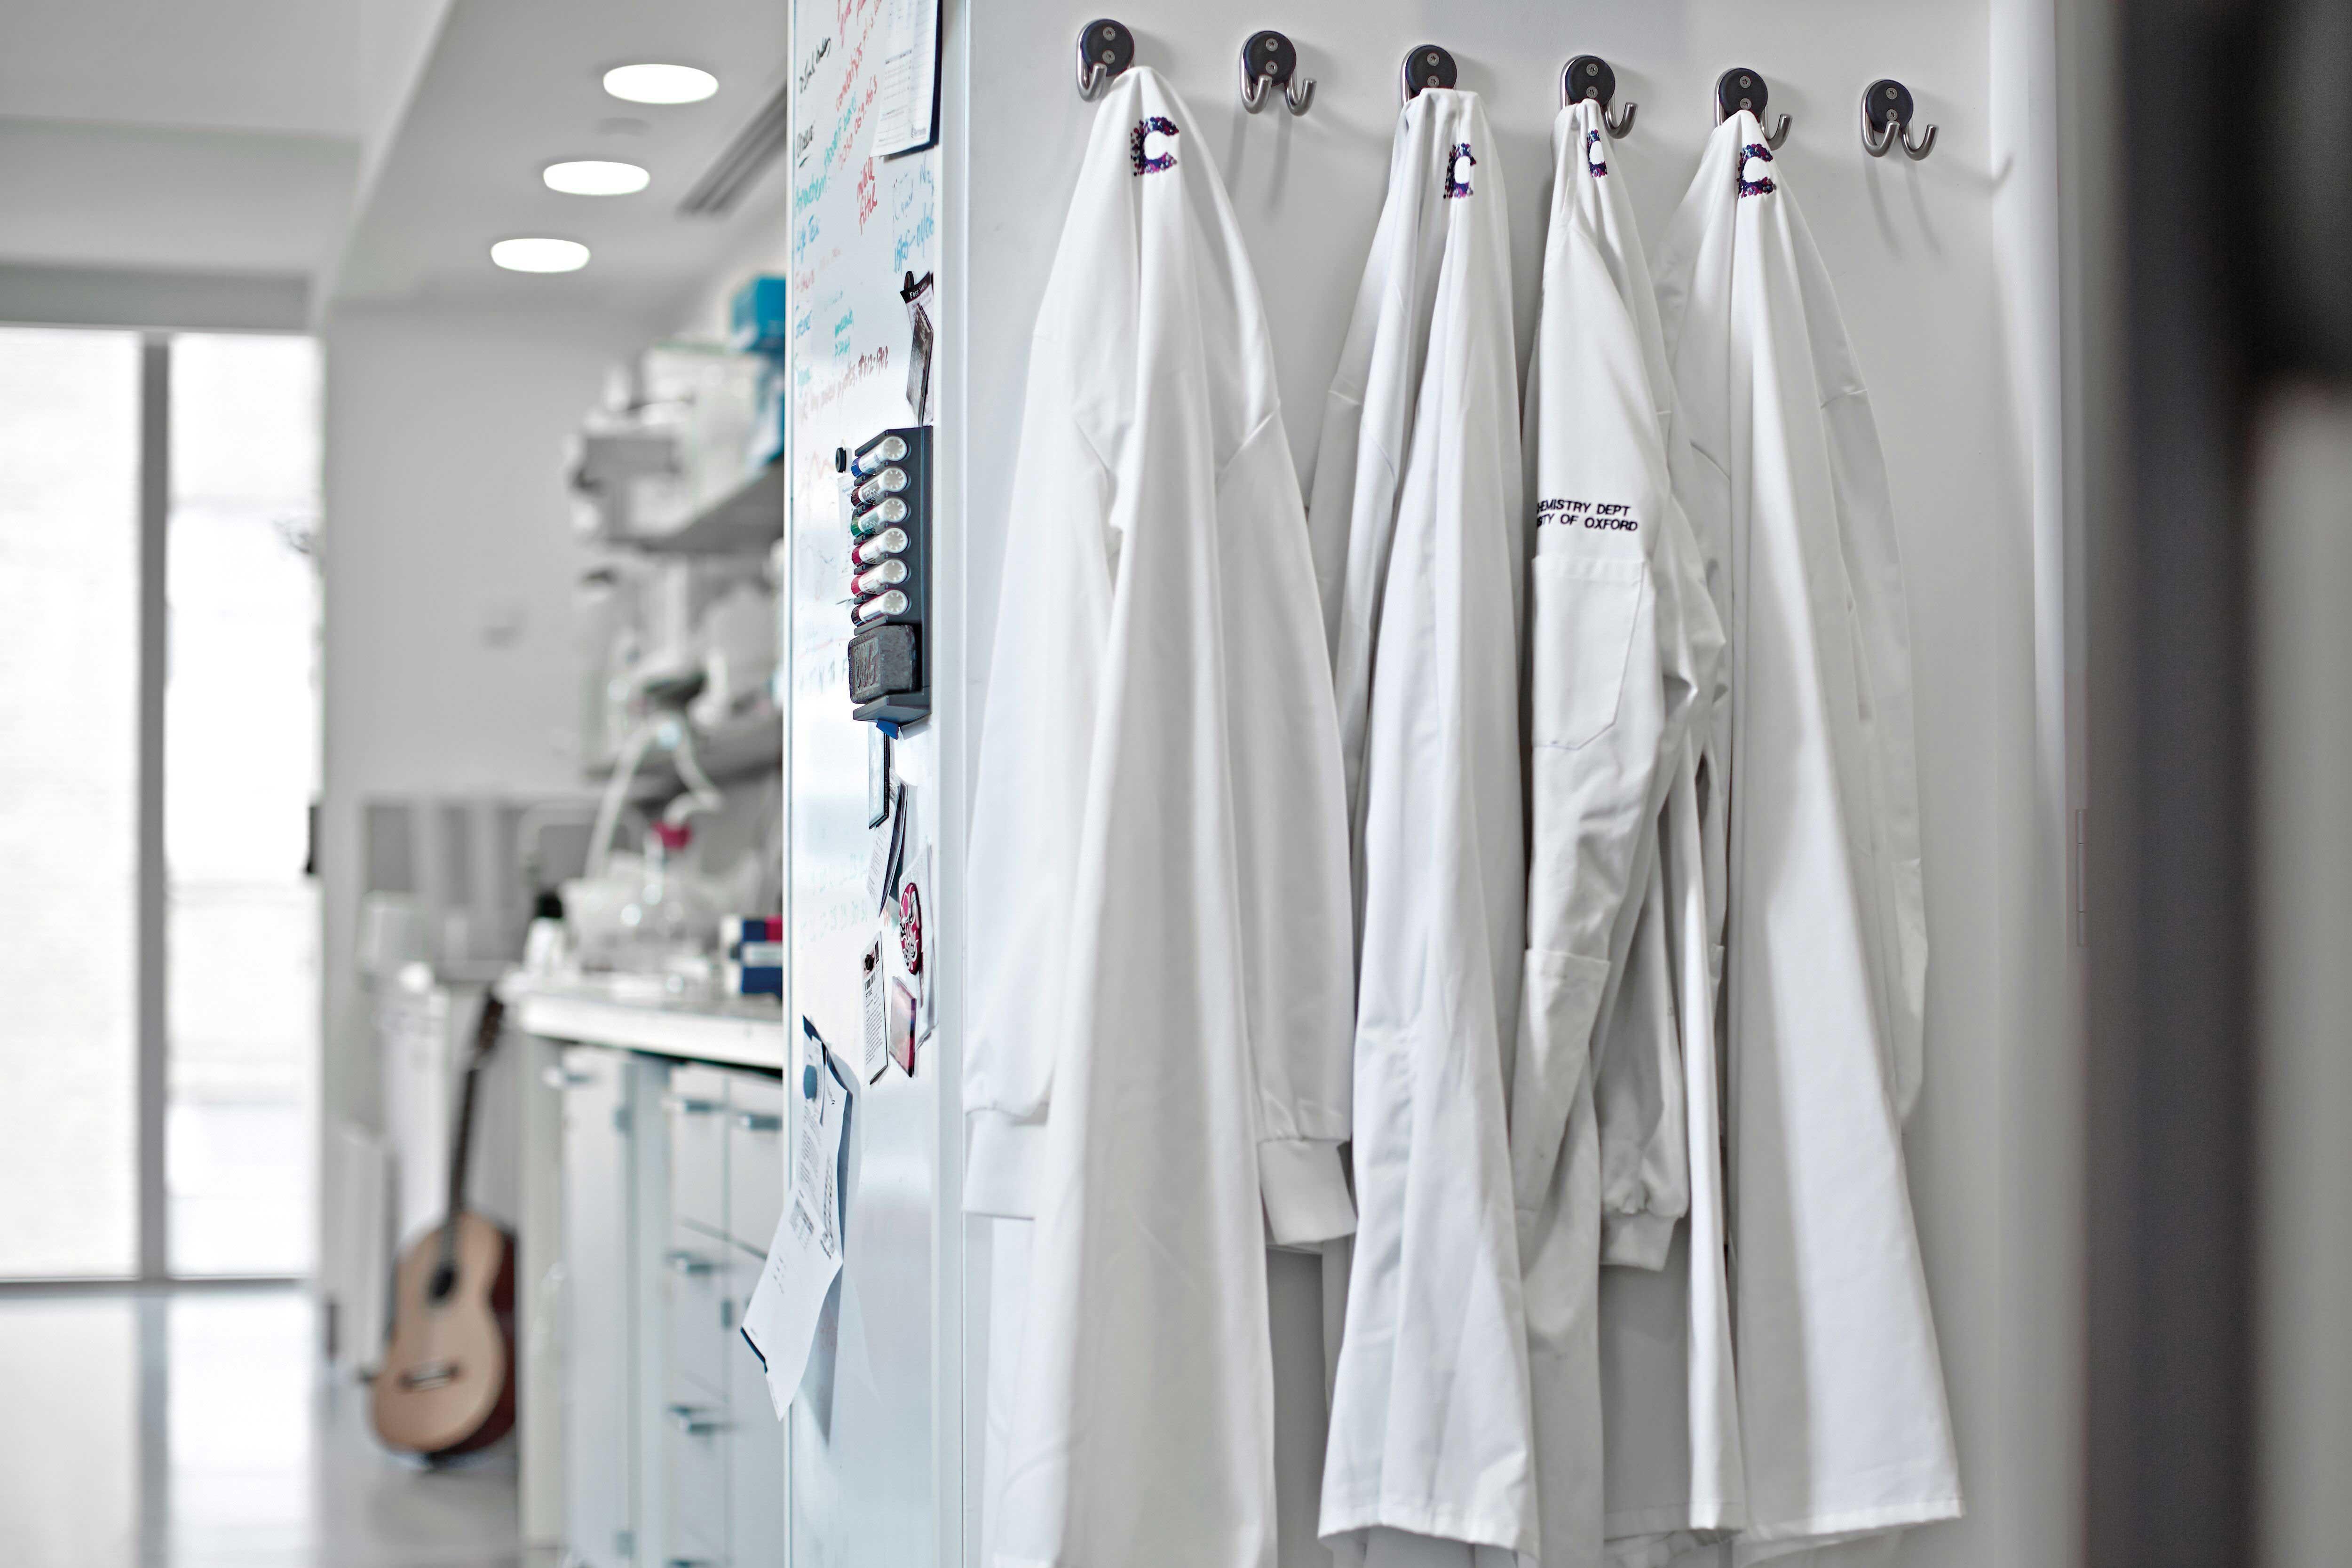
[1736,142,1775,198]
[1442,142,1476,199]
[1130,116,1178,176]
[1584,128,1608,178]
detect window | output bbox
[0,328,143,1279]
[0,326,320,1282]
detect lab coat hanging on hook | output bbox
[1310,78,1540,1568]
[966,60,1359,1568]
[1650,107,1957,1561]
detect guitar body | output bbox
[371,994,519,1461]
[373,1209,517,1458]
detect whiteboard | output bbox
[786,0,943,1561]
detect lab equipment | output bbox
[729,275,790,355]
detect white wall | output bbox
[951,3,2077,1565]
[317,302,636,1156]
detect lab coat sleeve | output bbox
[1591,509,1720,1267]
[1223,418,1359,1247]
[962,116,1139,1220]
[1592,838,1685,1268]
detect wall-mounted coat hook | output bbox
[1240,30,1314,116]
[1562,55,1636,137]
[1861,78,1937,160]
[1076,18,1135,101]
[1716,66,1791,149]
[1401,44,1457,105]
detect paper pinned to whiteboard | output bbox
[739,1029,852,1417]
[874,0,941,158]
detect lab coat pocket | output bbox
[1509,947,1612,1214]
[1532,555,1648,750]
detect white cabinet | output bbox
[727,1302,787,1568]
[541,1034,789,1567]
[557,1045,640,1568]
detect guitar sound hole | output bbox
[428,1262,458,1302]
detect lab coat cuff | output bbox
[962,1112,1046,1220]
[1259,1138,1356,1247]
[1600,1210,1676,1270]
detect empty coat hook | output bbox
[1401,44,1457,104]
[1240,30,1314,115]
[1861,78,1937,160]
[1562,55,1636,137]
[1076,18,1135,100]
[1715,66,1791,149]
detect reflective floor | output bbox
[0,1287,525,1568]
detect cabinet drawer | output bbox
[728,1309,786,1567]
[726,1073,787,1251]
[666,1064,731,1236]
[664,1220,737,1399]
[661,1401,729,1564]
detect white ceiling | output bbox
[0,0,787,328]
[0,0,374,284]
[0,0,364,138]
[0,120,358,276]
[328,0,794,328]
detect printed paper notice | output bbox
[740,1030,851,1417]
[873,0,939,158]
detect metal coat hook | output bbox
[1861,78,1937,160]
[1715,66,1791,150]
[1563,55,1636,137]
[1076,17,1134,101]
[1401,44,1457,104]
[1240,29,1314,116]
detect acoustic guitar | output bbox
[372,992,518,1460]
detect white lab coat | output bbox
[1311,88,1536,1568]
[1505,102,1751,1566]
[964,67,1358,1568]
[1516,99,1726,1568]
[1650,112,1957,1560]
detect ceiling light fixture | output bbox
[543,159,651,196]
[490,237,591,273]
[602,63,719,104]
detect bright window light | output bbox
[602,63,718,104]
[490,238,591,273]
[544,159,651,196]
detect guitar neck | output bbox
[438,996,505,1267]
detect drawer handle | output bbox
[667,1559,718,1567]
[735,1111,783,1133]
[663,1093,722,1116]
[665,1250,716,1277]
[665,1403,729,1437]
[541,1067,594,1090]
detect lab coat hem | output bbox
[1598,1211,1675,1269]
[1319,1501,1536,1560]
[1603,1502,1743,1538]
[961,1112,1046,1219]
[1261,1136,1358,1246]
[1736,1495,1964,1544]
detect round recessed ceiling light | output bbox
[490,237,591,273]
[543,159,650,196]
[602,63,718,104]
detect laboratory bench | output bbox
[502,973,789,1567]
